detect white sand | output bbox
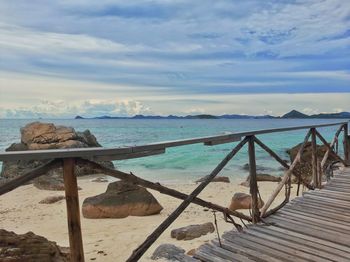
[0,176,298,261]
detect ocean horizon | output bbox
[0,118,346,183]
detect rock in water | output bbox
[0,229,69,261]
[171,222,215,240]
[229,192,264,211]
[151,244,197,261]
[195,175,230,183]
[0,122,114,188]
[82,181,163,218]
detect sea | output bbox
[0,119,347,183]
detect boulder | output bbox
[195,175,230,183]
[286,142,337,184]
[229,192,264,211]
[82,181,163,218]
[151,244,197,261]
[39,195,65,204]
[0,229,69,261]
[240,173,282,187]
[171,222,215,240]
[0,122,114,189]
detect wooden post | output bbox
[63,158,85,262]
[344,123,350,165]
[248,136,259,224]
[311,128,319,188]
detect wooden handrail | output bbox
[0,121,347,162]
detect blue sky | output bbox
[0,0,349,118]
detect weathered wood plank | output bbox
[222,232,302,262]
[323,185,350,193]
[195,243,252,262]
[283,204,350,223]
[206,243,256,262]
[284,203,350,222]
[302,194,350,208]
[212,239,280,262]
[329,177,350,182]
[195,245,232,262]
[272,213,350,235]
[306,191,350,201]
[224,232,310,262]
[245,228,340,262]
[277,209,350,230]
[318,188,350,196]
[303,190,350,201]
[266,217,350,246]
[290,201,350,216]
[265,225,350,253]
[289,199,350,215]
[252,225,350,259]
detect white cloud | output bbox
[0,23,139,55]
[0,0,349,116]
[1,92,350,118]
[1,99,152,118]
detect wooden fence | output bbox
[0,121,349,261]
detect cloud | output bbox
[0,0,349,115]
[1,99,152,118]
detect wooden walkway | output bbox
[194,167,350,262]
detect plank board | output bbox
[195,168,350,261]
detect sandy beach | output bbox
[0,175,299,261]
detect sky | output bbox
[0,0,349,118]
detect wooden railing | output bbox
[0,121,349,261]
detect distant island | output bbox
[75,110,350,120]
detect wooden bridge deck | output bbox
[194,167,350,262]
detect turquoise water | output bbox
[0,119,347,183]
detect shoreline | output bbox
[0,175,298,261]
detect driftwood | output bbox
[260,130,312,216]
[0,159,61,196]
[126,137,249,262]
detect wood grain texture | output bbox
[195,167,350,261]
[63,158,85,262]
